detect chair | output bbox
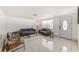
[3,32,25,52]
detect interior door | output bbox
[59,16,72,39]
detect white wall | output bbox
[0,8,37,35]
[5,16,36,33]
[0,8,6,50]
[53,13,78,40]
[53,16,60,36]
[0,8,6,35]
[71,13,78,40]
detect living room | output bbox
[0,6,78,52]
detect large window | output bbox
[42,20,53,29]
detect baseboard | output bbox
[54,35,78,42]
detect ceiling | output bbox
[0,6,77,19]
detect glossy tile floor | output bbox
[15,34,79,52]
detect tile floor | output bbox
[15,34,79,52]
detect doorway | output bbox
[59,16,72,39]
